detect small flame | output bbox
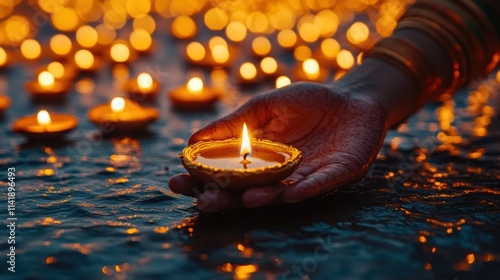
[137,73,153,90]
[302,58,320,80]
[240,123,251,157]
[111,97,125,113]
[38,71,55,89]
[187,77,203,95]
[37,110,51,126]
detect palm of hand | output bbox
[169,82,387,211]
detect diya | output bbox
[88,97,158,134]
[124,72,161,101]
[168,77,219,111]
[12,110,78,141]
[180,123,302,191]
[25,71,70,102]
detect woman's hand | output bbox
[169,82,388,212]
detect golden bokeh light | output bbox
[4,15,30,42]
[137,73,153,90]
[76,25,98,48]
[252,36,271,56]
[50,34,72,56]
[110,42,130,63]
[260,57,278,75]
[277,29,297,49]
[0,47,7,66]
[38,71,55,89]
[294,45,312,61]
[130,29,152,51]
[225,21,247,42]
[204,7,228,31]
[126,0,150,18]
[74,49,94,69]
[209,36,228,50]
[133,15,156,34]
[96,24,116,45]
[20,39,41,60]
[347,22,370,45]
[337,50,355,70]
[186,42,205,61]
[276,76,291,88]
[211,45,229,64]
[247,11,269,33]
[104,10,127,29]
[302,58,320,80]
[171,15,197,39]
[51,7,80,31]
[298,22,320,43]
[111,97,125,113]
[269,8,295,30]
[187,77,203,95]
[240,62,257,80]
[314,10,339,37]
[321,38,341,59]
[37,110,51,126]
[47,62,65,79]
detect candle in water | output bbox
[124,72,160,101]
[168,77,219,111]
[26,71,70,101]
[12,110,78,141]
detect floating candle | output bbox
[168,77,219,111]
[12,110,78,142]
[25,71,70,101]
[180,123,302,190]
[88,97,158,135]
[124,72,160,101]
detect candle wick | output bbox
[243,153,249,161]
[240,153,252,168]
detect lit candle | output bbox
[12,110,78,142]
[25,71,70,102]
[294,58,328,82]
[124,72,160,101]
[180,123,302,190]
[88,97,159,135]
[0,95,11,114]
[168,77,219,111]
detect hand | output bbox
[169,82,388,212]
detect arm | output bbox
[169,0,500,212]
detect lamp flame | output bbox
[240,123,251,158]
[137,73,153,90]
[38,71,55,89]
[111,97,125,113]
[187,77,203,95]
[37,110,51,126]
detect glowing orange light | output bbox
[74,49,94,70]
[111,97,125,113]
[260,57,278,75]
[302,58,320,80]
[321,38,340,59]
[276,76,291,88]
[0,47,7,66]
[186,42,205,61]
[239,62,257,80]
[337,50,354,70]
[187,77,203,95]
[47,62,65,79]
[211,45,229,64]
[50,34,72,56]
[347,22,370,44]
[38,71,55,89]
[137,73,153,90]
[225,21,247,42]
[252,36,271,56]
[21,39,41,60]
[110,43,130,63]
[240,123,251,157]
[37,110,51,126]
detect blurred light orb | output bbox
[0,47,7,66]
[186,42,205,61]
[240,62,257,80]
[347,22,370,44]
[96,24,116,45]
[187,77,203,94]
[337,50,355,70]
[260,57,278,74]
[277,29,297,49]
[74,49,94,69]
[38,71,55,89]
[137,73,153,90]
[211,45,229,64]
[20,39,41,60]
[50,34,72,56]
[76,25,98,48]
[204,7,228,31]
[225,21,247,42]
[252,36,271,56]
[110,43,130,63]
[133,15,156,34]
[275,76,291,88]
[171,15,197,39]
[51,7,80,31]
[47,62,65,78]
[303,58,320,80]
[293,45,312,61]
[130,29,152,51]
[209,36,228,50]
[321,38,340,59]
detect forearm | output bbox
[337,0,500,128]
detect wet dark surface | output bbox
[1,2,500,280]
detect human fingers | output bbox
[168,173,203,197]
[196,189,242,212]
[242,184,286,208]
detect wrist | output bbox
[334,58,420,128]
